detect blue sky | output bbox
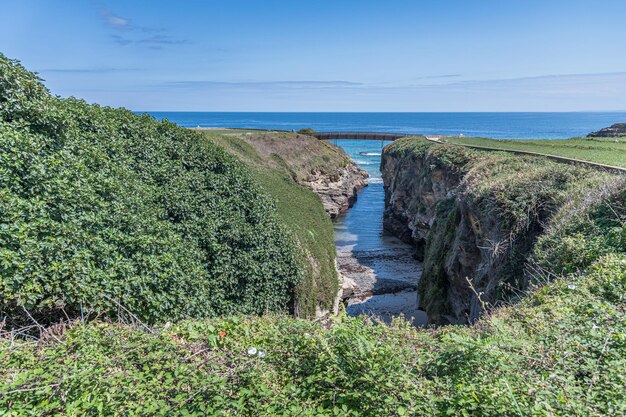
[3,0,626,111]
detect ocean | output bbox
[145,112,626,139]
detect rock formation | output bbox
[381,141,557,325]
[587,123,626,137]
[302,163,368,219]
[240,133,368,218]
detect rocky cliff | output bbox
[587,122,626,137]
[238,132,369,218]
[205,130,368,318]
[232,132,369,315]
[302,163,368,219]
[382,137,621,324]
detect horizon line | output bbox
[137,110,626,114]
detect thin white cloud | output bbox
[98,6,186,49]
[38,67,140,74]
[413,74,462,80]
[163,80,363,89]
[98,7,131,30]
[57,71,626,111]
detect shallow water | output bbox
[332,139,427,326]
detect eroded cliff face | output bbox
[236,133,369,316]
[381,141,551,324]
[301,158,368,315]
[303,163,368,219]
[208,131,368,318]
[382,150,463,259]
[238,132,368,219]
[381,147,476,324]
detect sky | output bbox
[2,0,626,112]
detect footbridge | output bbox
[313,132,410,141]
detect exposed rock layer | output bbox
[381,143,547,325]
[303,164,368,219]
[587,123,626,137]
[240,133,368,218]
[381,150,463,260]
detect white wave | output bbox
[368,177,384,184]
[358,152,382,156]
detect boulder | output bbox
[587,123,626,137]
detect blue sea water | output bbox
[146,112,626,139]
[333,140,392,252]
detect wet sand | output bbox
[337,247,427,326]
[347,290,427,326]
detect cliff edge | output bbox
[382,137,625,324]
[204,130,368,318]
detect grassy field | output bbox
[439,136,626,168]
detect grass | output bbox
[2,255,625,416]
[201,131,343,318]
[440,136,626,168]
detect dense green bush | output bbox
[0,54,301,325]
[297,127,316,135]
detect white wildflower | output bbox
[304,333,311,339]
[258,350,266,358]
[247,347,257,355]
[567,284,576,290]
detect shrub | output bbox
[297,127,316,135]
[0,53,301,325]
[534,186,625,276]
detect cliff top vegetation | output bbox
[202,130,345,317]
[439,135,626,168]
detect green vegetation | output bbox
[2,254,625,416]
[441,135,626,168]
[298,127,316,135]
[0,54,302,325]
[419,198,460,321]
[200,131,343,317]
[535,187,626,276]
